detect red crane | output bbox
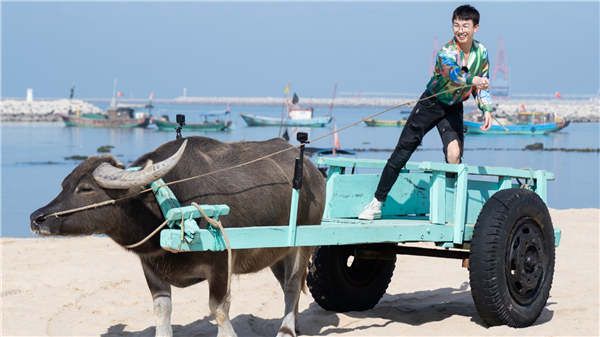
[491,37,510,96]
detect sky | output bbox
[2,1,599,99]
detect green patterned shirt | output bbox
[426,38,493,113]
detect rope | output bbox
[491,115,510,132]
[46,199,117,218]
[138,84,473,193]
[42,84,474,219]
[191,202,233,298]
[43,189,147,219]
[124,219,169,249]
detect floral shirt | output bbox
[426,38,494,113]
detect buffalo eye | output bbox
[75,183,95,194]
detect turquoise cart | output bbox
[156,152,560,328]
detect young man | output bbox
[359,4,494,220]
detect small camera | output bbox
[176,114,186,125]
[296,132,308,144]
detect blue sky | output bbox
[2,1,599,99]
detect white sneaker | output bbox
[358,198,382,220]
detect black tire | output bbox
[470,188,555,327]
[307,243,396,312]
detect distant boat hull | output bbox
[305,147,356,156]
[464,120,569,135]
[363,118,407,127]
[61,114,150,128]
[240,113,332,127]
[154,119,232,132]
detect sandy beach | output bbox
[1,208,598,337]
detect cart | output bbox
[154,146,560,328]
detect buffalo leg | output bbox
[141,261,173,337]
[208,268,237,337]
[274,248,311,337]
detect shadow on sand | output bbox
[101,282,555,336]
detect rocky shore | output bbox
[0,99,102,122]
[488,98,600,122]
[1,96,598,122]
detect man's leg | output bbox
[437,103,464,164]
[373,96,446,202]
[359,93,446,220]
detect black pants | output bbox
[374,91,464,202]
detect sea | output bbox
[2,103,599,237]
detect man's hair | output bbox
[452,5,480,25]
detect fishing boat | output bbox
[464,111,570,135]
[240,92,333,127]
[240,112,332,127]
[61,106,150,128]
[363,118,407,127]
[153,110,232,132]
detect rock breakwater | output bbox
[0,99,102,122]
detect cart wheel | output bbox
[307,243,396,312]
[470,188,555,327]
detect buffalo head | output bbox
[30,141,187,236]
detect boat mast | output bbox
[146,91,155,115]
[110,78,118,108]
[68,83,75,115]
[327,82,338,118]
[329,83,339,155]
[279,82,291,138]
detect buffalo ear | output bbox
[99,154,125,169]
[142,159,154,170]
[114,160,125,169]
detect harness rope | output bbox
[43,84,476,227]
[192,202,233,297]
[124,219,169,249]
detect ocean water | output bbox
[2,103,599,237]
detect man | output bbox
[359,4,494,220]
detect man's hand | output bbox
[472,76,489,90]
[480,111,492,131]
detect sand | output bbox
[1,209,598,337]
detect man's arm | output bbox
[438,50,489,88]
[472,53,494,113]
[438,50,473,85]
[472,53,494,130]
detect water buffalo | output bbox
[30,136,325,337]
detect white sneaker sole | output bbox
[358,212,381,220]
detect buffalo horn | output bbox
[93,140,188,189]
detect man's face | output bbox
[452,19,479,45]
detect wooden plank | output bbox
[151,179,181,219]
[419,161,555,180]
[160,219,456,252]
[322,173,430,219]
[498,176,514,190]
[317,156,421,171]
[534,170,549,203]
[429,172,446,225]
[452,165,468,244]
[287,188,300,245]
[165,205,230,222]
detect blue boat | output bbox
[464,112,569,135]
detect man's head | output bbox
[452,5,480,45]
